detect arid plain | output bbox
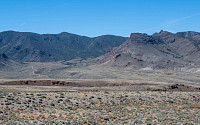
[0,63,200,124]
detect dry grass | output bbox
[0,90,199,124]
[0,85,200,124]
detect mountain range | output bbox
[1,30,200,70]
[0,31,127,62]
[93,30,200,69]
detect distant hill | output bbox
[93,30,200,69]
[0,31,127,62]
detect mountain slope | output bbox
[0,53,21,70]
[87,35,128,57]
[0,53,8,67]
[93,31,200,69]
[0,31,127,62]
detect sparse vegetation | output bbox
[0,86,199,124]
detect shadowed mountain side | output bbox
[0,53,8,67]
[0,53,22,71]
[0,31,128,62]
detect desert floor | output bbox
[0,82,199,125]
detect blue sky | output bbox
[0,0,200,37]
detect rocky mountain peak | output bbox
[129,33,162,44]
[158,30,171,34]
[152,30,174,37]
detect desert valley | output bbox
[0,30,200,124]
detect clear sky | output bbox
[0,0,200,37]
